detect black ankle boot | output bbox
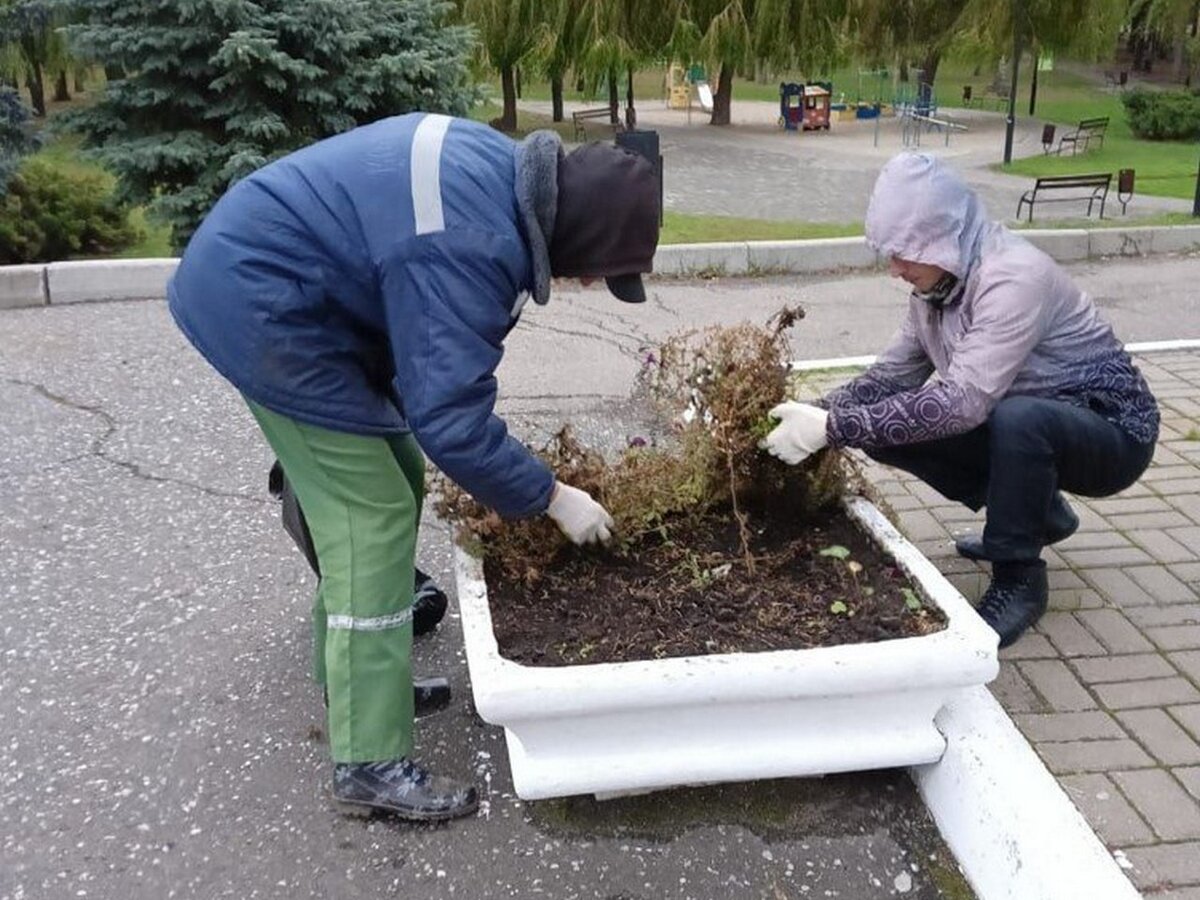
[324,677,451,718]
[956,494,1078,563]
[976,561,1049,649]
[333,758,479,821]
[413,568,448,637]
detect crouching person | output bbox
[763,153,1158,649]
[169,114,660,820]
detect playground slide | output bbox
[697,81,713,112]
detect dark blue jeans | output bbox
[867,396,1155,563]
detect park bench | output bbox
[572,107,624,141]
[1057,116,1109,155]
[1103,70,1129,90]
[1016,173,1112,222]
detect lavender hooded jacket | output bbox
[825,154,1159,449]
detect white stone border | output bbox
[914,687,1141,900]
[4,223,1200,309]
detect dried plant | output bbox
[433,306,850,583]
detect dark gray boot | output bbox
[975,561,1049,649]
[956,494,1078,562]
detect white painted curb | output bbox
[3,223,1200,309]
[455,495,998,801]
[46,258,178,304]
[790,339,1200,373]
[0,263,47,309]
[912,686,1141,900]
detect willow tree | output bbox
[849,0,971,104]
[572,0,683,126]
[528,0,583,121]
[956,0,1125,114]
[673,0,753,126]
[1126,0,1196,80]
[753,0,850,85]
[463,0,541,131]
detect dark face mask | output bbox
[912,271,960,310]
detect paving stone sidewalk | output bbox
[805,350,1200,899]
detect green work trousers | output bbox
[246,400,423,763]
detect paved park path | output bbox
[522,97,1192,227]
[800,353,1200,900]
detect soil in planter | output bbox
[486,503,948,666]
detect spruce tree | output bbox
[64,0,477,248]
[0,85,38,192]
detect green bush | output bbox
[0,159,140,263]
[1122,89,1200,140]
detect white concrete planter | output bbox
[455,495,999,800]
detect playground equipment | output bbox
[778,83,831,132]
[779,82,803,129]
[665,63,714,120]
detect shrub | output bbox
[0,158,140,263]
[1122,89,1200,141]
[434,307,853,582]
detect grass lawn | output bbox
[946,64,1200,201]
[660,212,860,244]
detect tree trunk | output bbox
[74,69,85,93]
[103,63,125,82]
[918,51,941,106]
[710,64,733,126]
[54,70,70,103]
[1173,33,1187,82]
[625,64,637,129]
[899,60,909,82]
[551,71,564,122]
[607,69,619,124]
[515,67,522,100]
[499,65,518,132]
[26,62,46,117]
[1029,46,1039,116]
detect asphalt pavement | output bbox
[9,250,1197,899]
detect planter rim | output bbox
[457,494,998,722]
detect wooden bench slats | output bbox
[1016,172,1112,222]
[1057,116,1109,155]
[572,108,623,140]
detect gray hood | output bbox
[865,152,995,279]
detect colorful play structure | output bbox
[778,82,831,131]
[666,63,714,116]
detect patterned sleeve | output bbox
[821,305,934,410]
[827,269,1050,449]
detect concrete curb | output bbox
[45,259,179,305]
[4,224,1200,310]
[789,339,1200,373]
[911,686,1141,900]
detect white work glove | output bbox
[760,402,830,465]
[547,482,614,545]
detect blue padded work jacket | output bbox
[168,113,554,519]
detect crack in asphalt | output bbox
[4,377,268,505]
[516,318,645,359]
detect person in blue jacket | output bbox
[169,113,661,821]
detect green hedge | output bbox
[1122,89,1200,141]
[0,158,140,263]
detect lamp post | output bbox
[1003,0,1024,165]
[1193,153,1200,217]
